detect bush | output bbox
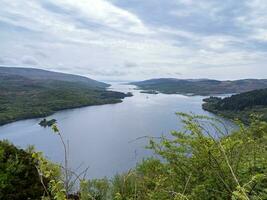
[0,140,45,199]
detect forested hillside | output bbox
[132,78,267,95]
[0,67,130,125]
[203,89,267,123]
[0,66,108,88]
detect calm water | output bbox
[0,84,233,178]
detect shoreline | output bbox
[0,98,127,127]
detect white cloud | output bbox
[21,56,39,66]
[253,29,267,41]
[0,0,266,80]
[235,0,267,41]
[52,0,152,34]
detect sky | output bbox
[0,0,267,81]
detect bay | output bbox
[0,83,233,178]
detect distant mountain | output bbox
[0,67,130,125]
[0,66,108,88]
[131,78,267,95]
[202,89,267,123]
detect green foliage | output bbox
[80,180,91,200]
[203,89,267,123]
[39,118,57,127]
[107,113,267,199]
[32,151,66,200]
[80,178,109,200]
[2,113,267,199]
[111,170,140,200]
[0,140,45,199]
[205,89,267,111]
[0,73,130,126]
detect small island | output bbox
[126,92,134,97]
[140,90,159,94]
[39,119,57,127]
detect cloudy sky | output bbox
[0,0,267,81]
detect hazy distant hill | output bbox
[0,67,130,125]
[202,88,267,123]
[132,78,267,95]
[0,66,109,88]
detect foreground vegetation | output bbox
[203,89,267,123]
[1,113,267,199]
[0,140,45,199]
[0,69,130,126]
[132,78,267,95]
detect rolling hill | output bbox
[132,78,267,95]
[0,66,130,125]
[0,66,108,88]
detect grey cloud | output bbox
[21,56,39,66]
[39,0,74,16]
[124,61,138,68]
[0,0,267,80]
[0,57,18,66]
[34,51,48,59]
[91,69,128,77]
[0,57,4,64]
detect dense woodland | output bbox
[1,113,267,199]
[203,89,267,123]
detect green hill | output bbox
[0,66,109,88]
[202,88,267,123]
[0,67,130,125]
[132,78,267,95]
